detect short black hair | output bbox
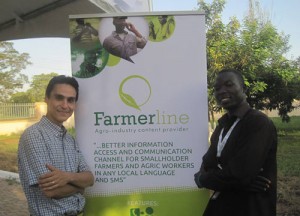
[45,75,79,101]
[75,18,84,25]
[113,16,128,25]
[113,16,128,21]
[218,69,245,88]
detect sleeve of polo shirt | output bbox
[199,113,277,191]
[136,36,147,49]
[20,128,51,186]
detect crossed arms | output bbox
[38,164,94,199]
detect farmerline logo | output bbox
[94,75,190,126]
[119,75,151,111]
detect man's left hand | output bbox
[38,164,70,191]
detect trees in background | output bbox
[0,41,31,102]
[2,0,300,120]
[198,0,300,122]
[0,41,60,103]
[10,72,58,102]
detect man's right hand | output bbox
[245,175,271,192]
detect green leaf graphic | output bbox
[119,92,141,110]
[119,75,151,110]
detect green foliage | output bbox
[28,72,59,102]
[10,92,33,103]
[0,41,31,102]
[10,72,59,103]
[198,0,300,122]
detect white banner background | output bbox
[71,11,209,215]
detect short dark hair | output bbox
[45,75,79,101]
[114,16,128,20]
[113,16,127,25]
[75,18,84,25]
[218,69,245,88]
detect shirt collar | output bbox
[228,101,251,119]
[40,116,67,136]
[218,102,251,126]
[112,30,128,37]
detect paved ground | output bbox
[0,178,29,216]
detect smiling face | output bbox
[214,71,246,111]
[45,84,77,126]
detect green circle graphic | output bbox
[119,75,151,110]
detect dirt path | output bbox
[0,178,29,216]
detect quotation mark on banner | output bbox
[130,207,154,216]
[119,75,152,110]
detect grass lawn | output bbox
[0,133,20,172]
[272,116,300,215]
[273,116,300,177]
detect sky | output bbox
[10,0,300,87]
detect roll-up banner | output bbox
[69,11,209,216]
